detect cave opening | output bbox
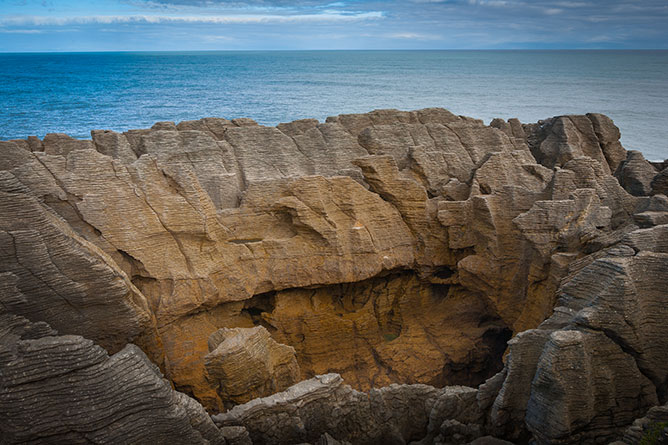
[231,271,514,394]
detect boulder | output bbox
[205,326,300,406]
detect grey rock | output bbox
[213,373,444,445]
[0,311,225,445]
[618,403,668,444]
[617,150,659,196]
[524,115,612,173]
[0,171,160,360]
[1,109,663,444]
[91,129,138,163]
[487,224,668,444]
[467,437,515,445]
[152,121,178,130]
[651,168,668,195]
[221,426,252,445]
[587,112,627,174]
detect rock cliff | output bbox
[1,108,667,444]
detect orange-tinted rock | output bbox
[205,326,300,406]
[0,108,644,416]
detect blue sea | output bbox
[1,50,667,160]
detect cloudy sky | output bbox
[1,0,667,51]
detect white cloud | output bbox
[554,1,588,7]
[0,28,44,34]
[467,0,511,6]
[0,11,384,26]
[387,32,442,40]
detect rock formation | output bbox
[0,309,225,444]
[1,108,667,444]
[205,326,300,406]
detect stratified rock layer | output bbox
[0,309,225,445]
[205,326,300,406]
[2,108,667,444]
[213,373,483,445]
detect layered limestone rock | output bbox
[205,326,300,406]
[617,150,659,196]
[0,309,225,445]
[213,373,486,445]
[483,223,668,444]
[651,166,668,196]
[0,170,162,363]
[615,402,668,444]
[2,108,667,444]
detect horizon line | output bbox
[2,48,668,54]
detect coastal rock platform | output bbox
[1,108,667,444]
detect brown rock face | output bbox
[3,107,665,444]
[205,326,300,406]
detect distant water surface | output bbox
[1,50,667,160]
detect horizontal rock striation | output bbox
[1,108,667,444]
[205,326,300,407]
[0,309,225,444]
[213,373,484,445]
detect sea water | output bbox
[1,50,667,160]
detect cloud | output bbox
[126,0,339,7]
[553,1,588,7]
[1,11,384,26]
[467,0,510,6]
[0,28,44,34]
[387,32,442,40]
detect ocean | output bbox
[1,50,667,161]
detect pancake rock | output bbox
[213,373,486,445]
[615,402,668,444]
[0,308,224,444]
[205,326,300,406]
[1,108,667,444]
[483,223,668,444]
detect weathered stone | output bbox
[213,373,444,445]
[0,171,161,361]
[1,108,663,445]
[587,112,627,173]
[265,272,509,391]
[524,115,612,173]
[617,150,659,196]
[487,223,668,444]
[0,311,225,445]
[43,132,94,156]
[526,329,657,444]
[651,167,668,195]
[91,129,138,163]
[221,426,253,445]
[618,402,668,444]
[205,326,300,406]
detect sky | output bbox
[0,0,667,51]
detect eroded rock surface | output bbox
[484,223,668,444]
[213,373,481,445]
[1,108,667,444]
[205,326,300,406]
[0,308,225,444]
